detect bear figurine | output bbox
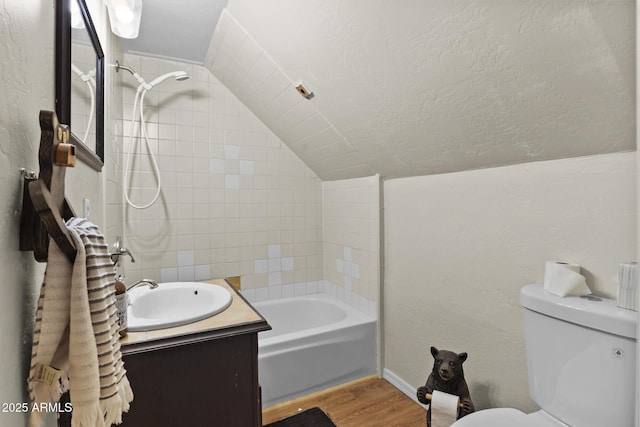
[416,346,475,426]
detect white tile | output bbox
[281,257,294,272]
[343,246,352,261]
[245,54,277,91]
[254,287,269,302]
[211,47,235,75]
[254,259,268,274]
[258,70,291,104]
[306,281,318,294]
[239,160,254,175]
[221,18,247,56]
[225,174,240,189]
[225,159,239,174]
[268,271,282,286]
[177,250,194,266]
[160,267,178,282]
[268,244,281,259]
[287,113,331,142]
[224,144,240,159]
[343,261,352,277]
[352,263,361,279]
[234,37,262,74]
[268,86,303,118]
[268,258,281,272]
[307,141,352,159]
[281,284,295,298]
[326,281,337,297]
[178,266,195,281]
[194,264,211,281]
[344,275,352,290]
[276,98,317,128]
[268,285,282,300]
[336,258,344,273]
[294,282,307,296]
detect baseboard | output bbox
[382,368,426,408]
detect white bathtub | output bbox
[254,293,376,408]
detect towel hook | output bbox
[19,111,77,263]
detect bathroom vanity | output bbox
[58,279,270,427]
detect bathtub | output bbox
[254,293,376,408]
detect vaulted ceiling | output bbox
[126,0,636,180]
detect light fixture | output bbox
[104,0,142,39]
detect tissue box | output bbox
[617,262,638,312]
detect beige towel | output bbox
[28,218,133,427]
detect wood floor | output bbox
[262,376,426,427]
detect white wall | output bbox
[383,152,636,412]
[636,6,640,427]
[0,3,53,424]
[0,1,111,425]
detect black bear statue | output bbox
[416,346,475,426]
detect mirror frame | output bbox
[55,0,105,171]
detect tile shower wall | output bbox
[116,54,323,291]
[322,176,381,318]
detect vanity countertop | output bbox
[119,279,270,354]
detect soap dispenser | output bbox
[115,275,128,338]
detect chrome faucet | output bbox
[111,236,135,266]
[128,279,159,291]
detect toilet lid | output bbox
[451,408,561,427]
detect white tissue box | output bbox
[617,262,638,312]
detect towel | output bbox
[28,218,133,427]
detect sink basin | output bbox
[127,282,232,332]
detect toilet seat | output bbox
[451,408,567,427]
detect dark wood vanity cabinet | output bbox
[57,281,270,427]
[120,328,267,427]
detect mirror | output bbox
[55,0,104,171]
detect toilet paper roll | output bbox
[543,261,591,297]
[430,390,459,427]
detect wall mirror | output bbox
[56,0,104,171]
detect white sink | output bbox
[127,282,232,332]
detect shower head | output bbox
[147,71,190,89]
[114,62,190,90]
[114,61,147,87]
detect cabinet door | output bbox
[121,334,260,427]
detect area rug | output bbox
[264,407,337,427]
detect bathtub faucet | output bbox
[128,279,159,291]
[110,236,135,266]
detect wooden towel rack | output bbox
[20,111,77,263]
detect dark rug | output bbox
[264,407,337,427]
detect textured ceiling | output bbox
[126,0,635,180]
[213,0,635,180]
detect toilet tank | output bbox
[520,284,637,427]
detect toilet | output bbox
[452,283,637,427]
